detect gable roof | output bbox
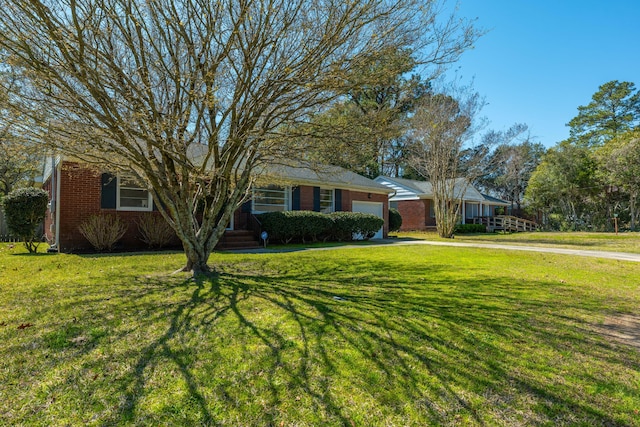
[374,176,485,202]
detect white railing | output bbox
[473,215,538,232]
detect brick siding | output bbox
[396,199,435,231]
[45,162,390,252]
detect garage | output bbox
[352,201,384,239]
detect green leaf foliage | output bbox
[454,223,486,233]
[567,80,640,146]
[389,208,402,232]
[259,211,384,243]
[1,187,48,252]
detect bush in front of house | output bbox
[258,211,384,243]
[137,213,176,249]
[454,223,486,233]
[329,211,383,241]
[79,214,128,252]
[259,211,333,243]
[389,208,402,232]
[1,187,49,253]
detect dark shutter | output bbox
[334,189,342,212]
[100,173,117,209]
[241,200,252,213]
[292,187,301,210]
[313,186,320,212]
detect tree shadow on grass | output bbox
[6,254,638,426]
[110,259,637,425]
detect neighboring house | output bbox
[42,158,393,252]
[374,176,508,231]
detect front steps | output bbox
[216,230,261,250]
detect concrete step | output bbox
[216,230,260,250]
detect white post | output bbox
[462,201,466,224]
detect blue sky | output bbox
[444,1,640,147]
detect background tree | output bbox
[303,52,431,178]
[527,80,640,231]
[478,135,545,214]
[525,141,602,230]
[0,0,480,274]
[595,130,640,230]
[567,80,640,147]
[0,77,40,196]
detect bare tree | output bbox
[0,0,479,273]
[0,77,39,196]
[406,85,487,238]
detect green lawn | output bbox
[394,230,640,254]
[1,243,639,426]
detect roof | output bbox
[374,176,485,202]
[45,151,391,195]
[481,193,509,206]
[258,162,393,194]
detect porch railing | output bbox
[473,215,538,233]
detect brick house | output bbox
[42,158,393,252]
[374,176,508,231]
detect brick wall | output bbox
[53,161,176,252]
[49,162,391,251]
[396,199,435,231]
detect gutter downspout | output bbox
[54,159,61,252]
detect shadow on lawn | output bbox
[19,255,636,425]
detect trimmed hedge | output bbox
[454,223,486,233]
[258,211,384,243]
[258,211,333,243]
[389,208,402,232]
[1,187,48,253]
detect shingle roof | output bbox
[374,175,485,202]
[481,193,509,206]
[258,162,393,194]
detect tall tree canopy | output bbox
[525,141,601,230]
[567,80,640,146]
[527,80,640,231]
[595,130,640,230]
[479,136,545,212]
[0,0,480,273]
[303,49,431,178]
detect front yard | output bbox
[1,243,639,426]
[394,230,640,254]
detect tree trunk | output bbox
[181,241,212,275]
[434,197,457,238]
[631,192,637,231]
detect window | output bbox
[467,203,479,218]
[118,175,153,211]
[252,185,290,213]
[319,188,334,213]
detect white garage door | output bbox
[352,201,384,239]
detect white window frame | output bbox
[117,174,153,212]
[251,185,291,214]
[467,203,479,219]
[319,188,334,214]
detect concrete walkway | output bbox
[374,239,640,263]
[237,238,640,262]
